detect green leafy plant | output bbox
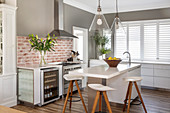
[92,32,101,46]
[100,35,110,48]
[28,34,57,65]
[92,32,110,48]
[99,47,111,54]
[28,34,57,53]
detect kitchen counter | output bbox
[17,64,59,70]
[69,63,141,112]
[90,59,170,65]
[69,63,141,79]
[122,60,170,65]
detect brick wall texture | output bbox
[17,36,73,66]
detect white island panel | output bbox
[68,63,141,112]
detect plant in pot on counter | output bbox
[99,47,111,59]
[28,34,57,65]
[92,32,111,59]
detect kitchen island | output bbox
[69,63,141,112]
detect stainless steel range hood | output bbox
[48,0,78,39]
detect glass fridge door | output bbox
[43,69,59,103]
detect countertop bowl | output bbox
[104,58,122,67]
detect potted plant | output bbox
[99,47,111,59]
[28,34,57,65]
[92,31,110,59]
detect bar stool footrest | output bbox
[67,96,81,102]
[124,99,142,105]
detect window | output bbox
[115,26,127,58]
[103,29,112,49]
[114,19,170,61]
[144,23,157,59]
[159,22,170,60]
[129,24,140,59]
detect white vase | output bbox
[99,55,103,60]
[102,54,106,59]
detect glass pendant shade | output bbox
[111,0,126,35]
[111,16,126,34]
[89,14,110,31]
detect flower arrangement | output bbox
[28,34,57,65]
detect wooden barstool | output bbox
[123,77,147,113]
[88,84,116,113]
[62,74,87,113]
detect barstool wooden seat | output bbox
[88,84,116,113]
[62,74,87,113]
[123,76,147,113]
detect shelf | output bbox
[44,86,58,91]
[45,79,56,84]
[45,74,56,79]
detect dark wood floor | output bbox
[12,88,170,113]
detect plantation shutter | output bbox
[115,27,127,58]
[159,22,170,60]
[129,24,141,59]
[144,23,157,60]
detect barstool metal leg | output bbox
[91,91,100,113]
[103,91,112,113]
[134,82,147,113]
[99,92,102,112]
[75,80,88,113]
[127,82,133,113]
[62,80,73,113]
[69,81,73,109]
[123,82,131,112]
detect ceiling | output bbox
[63,0,170,14]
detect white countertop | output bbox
[90,59,170,65]
[122,60,170,65]
[17,64,60,70]
[69,63,141,79]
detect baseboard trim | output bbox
[1,99,17,107]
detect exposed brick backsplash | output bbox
[17,36,73,66]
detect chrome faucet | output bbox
[123,51,131,64]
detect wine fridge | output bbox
[40,67,59,106]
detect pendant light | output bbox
[111,0,125,34]
[89,0,109,32]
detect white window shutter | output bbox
[115,27,127,58]
[144,24,157,60]
[159,22,170,60]
[129,24,141,59]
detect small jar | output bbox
[0,0,5,4]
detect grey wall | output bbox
[105,8,170,27]
[17,0,54,37]
[64,4,95,59]
[63,4,94,33]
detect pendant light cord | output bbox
[99,0,101,8]
[116,0,118,17]
[97,0,101,13]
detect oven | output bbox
[63,64,82,95]
[40,67,59,106]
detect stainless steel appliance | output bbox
[59,62,82,95]
[40,67,59,106]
